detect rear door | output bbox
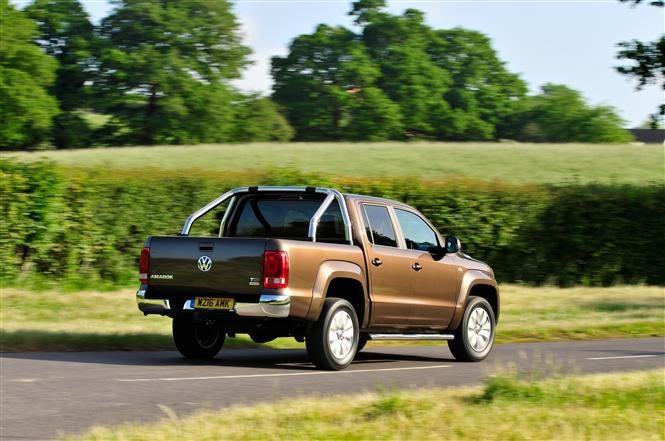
[361,204,414,327]
[146,236,266,299]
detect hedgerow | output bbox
[2,160,663,288]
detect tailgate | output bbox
[145,236,267,298]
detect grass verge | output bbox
[4,142,664,185]
[1,285,662,352]
[62,369,665,440]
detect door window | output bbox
[394,209,439,252]
[362,205,398,247]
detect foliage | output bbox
[344,86,404,141]
[94,0,250,144]
[616,0,664,119]
[24,0,97,148]
[272,24,403,140]
[357,7,451,139]
[231,94,294,142]
[617,36,665,119]
[618,37,665,91]
[0,0,640,147]
[52,112,94,148]
[504,84,633,143]
[428,28,528,140]
[2,160,663,288]
[25,0,95,111]
[0,0,60,149]
[273,1,626,142]
[3,0,295,147]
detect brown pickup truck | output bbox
[137,186,499,370]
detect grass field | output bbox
[4,142,664,184]
[1,285,662,352]
[63,369,665,441]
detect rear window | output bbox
[227,194,345,243]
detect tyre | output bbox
[447,296,495,362]
[357,334,370,353]
[172,316,225,359]
[306,298,359,370]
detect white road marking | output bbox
[116,364,451,382]
[586,354,664,361]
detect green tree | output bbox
[272,24,402,140]
[95,0,250,144]
[354,5,451,138]
[428,28,527,140]
[275,1,527,141]
[25,0,95,111]
[232,94,294,142]
[507,84,633,143]
[275,1,628,143]
[616,0,664,122]
[0,0,59,149]
[25,0,96,148]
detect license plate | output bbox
[194,297,234,310]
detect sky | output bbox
[14,0,665,127]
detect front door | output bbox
[393,208,461,327]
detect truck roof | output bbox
[342,192,412,209]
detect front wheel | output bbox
[306,298,359,370]
[172,316,225,359]
[448,296,495,362]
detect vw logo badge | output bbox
[197,255,212,272]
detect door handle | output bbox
[371,258,383,267]
[411,262,423,271]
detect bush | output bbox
[1,160,663,288]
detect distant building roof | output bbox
[629,129,665,144]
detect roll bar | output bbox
[180,186,353,245]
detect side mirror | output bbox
[430,245,446,261]
[445,236,461,254]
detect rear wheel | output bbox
[448,296,495,362]
[306,298,359,370]
[172,316,225,359]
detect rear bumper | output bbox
[136,289,291,318]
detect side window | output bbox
[362,204,398,248]
[394,209,439,252]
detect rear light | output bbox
[263,251,289,289]
[139,247,150,284]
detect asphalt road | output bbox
[1,337,664,440]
